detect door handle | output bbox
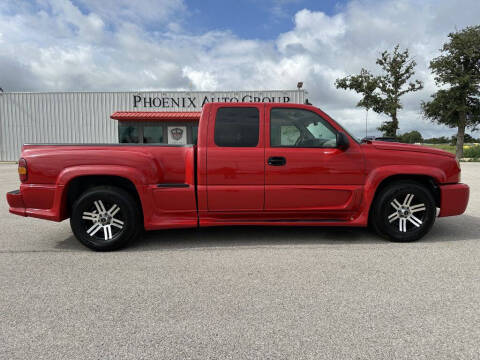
[268,156,286,166]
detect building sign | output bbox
[167,126,187,145]
[133,93,293,109]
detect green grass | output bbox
[424,144,456,153]
[423,143,480,160]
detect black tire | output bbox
[371,181,436,242]
[70,186,142,251]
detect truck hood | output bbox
[369,141,455,158]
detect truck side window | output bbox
[214,107,259,147]
[270,108,337,148]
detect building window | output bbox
[143,124,164,143]
[119,124,140,143]
[214,107,259,147]
[118,121,196,144]
[192,125,199,144]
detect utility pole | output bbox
[365,110,368,137]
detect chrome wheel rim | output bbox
[81,199,125,241]
[387,193,426,233]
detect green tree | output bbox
[422,26,480,159]
[399,130,423,144]
[424,136,450,144]
[450,133,477,145]
[334,68,378,137]
[335,68,379,113]
[335,45,423,137]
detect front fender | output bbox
[356,165,446,226]
[364,165,446,194]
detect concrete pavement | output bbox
[1,163,479,359]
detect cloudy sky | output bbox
[1,0,479,138]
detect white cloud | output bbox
[0,0,479,137]
[73,0,186,25]
[183,67,218,90]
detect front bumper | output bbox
[6,190,26,216]
[438,183,469,217]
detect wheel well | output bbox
[372,175,440,208]
[65,175,143,219]
[368,175,440,225]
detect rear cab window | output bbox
[214,107,260,147]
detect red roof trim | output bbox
[111,111,201,121]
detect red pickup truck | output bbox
[7,102,469,251]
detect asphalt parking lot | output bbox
[1,163,479,359]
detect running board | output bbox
[198,218,352,227]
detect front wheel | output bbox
[70,186,141,251]
[371,181,436,242]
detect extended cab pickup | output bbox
[7,102,469,250]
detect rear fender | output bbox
[57,165,156,223]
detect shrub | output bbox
[463,144,480,159]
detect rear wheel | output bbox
[70,186,141,251]
[371,181,436,242]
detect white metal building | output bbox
[0,90,306,161]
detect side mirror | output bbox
[336,132,350,150]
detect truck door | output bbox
[206,104,265,211]
[264,105,365,219]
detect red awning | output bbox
[111,111,201,121]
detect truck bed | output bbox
[11,144,197,228]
